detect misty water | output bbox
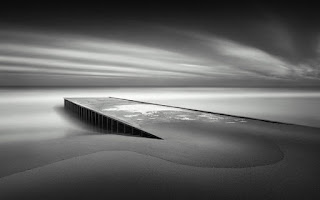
[1,87,320,142]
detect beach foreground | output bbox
[0,88,320,199]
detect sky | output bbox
[0,2,320,87]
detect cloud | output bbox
[0,27,319,87]
[209,38,292,78]
[0,30,205,80]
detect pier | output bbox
[64,98,161,139]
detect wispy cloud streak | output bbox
[0,28,319,86]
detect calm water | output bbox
[1,87,320,142]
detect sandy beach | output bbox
[0,88,320,199]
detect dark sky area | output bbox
[0,2,319,87]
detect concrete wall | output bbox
[64,99,160,139]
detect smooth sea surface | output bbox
[1,87,320,142]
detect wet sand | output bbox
[0,124,320,199]
[1,89,320,199]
